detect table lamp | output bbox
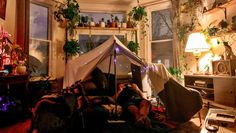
[185,32,209,74]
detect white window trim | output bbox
[29,1,53,79]
[145,1,172,62]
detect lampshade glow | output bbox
[185,32,209,54]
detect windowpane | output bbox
[29,39,49,76]
[30,3,48,40]
[151,41,173,68]
[29,2,50,77]
[151,9,172,41]
[79,35,124,54]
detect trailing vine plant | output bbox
[54,0,80,36]
[53,0,81,62]
[173,0,203,73]
[129,0,149,36]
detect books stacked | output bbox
[194,80,207,87]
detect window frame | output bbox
[29,0,53,78]
[146,2,173,66]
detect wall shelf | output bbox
[76,27,137,31]
[203,0,236,15]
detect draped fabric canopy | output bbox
[63,35,146,88]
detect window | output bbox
[29,2,51,77]
[79,35,124,54]
[151,8,173,68]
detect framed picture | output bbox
[0,0,7,19]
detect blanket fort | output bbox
[63,35,146,88]
[63,35,203,123]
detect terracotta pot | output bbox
[127,20,132,28]
[111,22,116,28]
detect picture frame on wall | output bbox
[0,0,7,20]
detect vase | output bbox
[16,65,27,75]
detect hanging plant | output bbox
[129,4,148,36]
[63,39,80,58]
[131,6,147,21]
[54,0,80,36]
[127,41,139,55]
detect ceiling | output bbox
[77,0,134,5]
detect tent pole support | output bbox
[107,54,112,87]
[113,40,118,119]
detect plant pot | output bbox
[121,23,127,28]
[89,21,95,27]
[16,65,27,75]
[100,22,105,28]
[133,14,143,21]
[117,22,121,28]
[127,20,132,28]
[111,22,116,28]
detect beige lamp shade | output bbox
[185,32,209,55]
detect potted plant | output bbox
[129,6,147,24]
[10,44,27,75]
[114,16,121,28]
[54,0,80,36]
[121,17,127,28]
[127,41,139,55]
[129,5,148,35]
[63,39,80,58]
[110,14,116,28]
[100,18,105,28]
[89,17,95,27]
